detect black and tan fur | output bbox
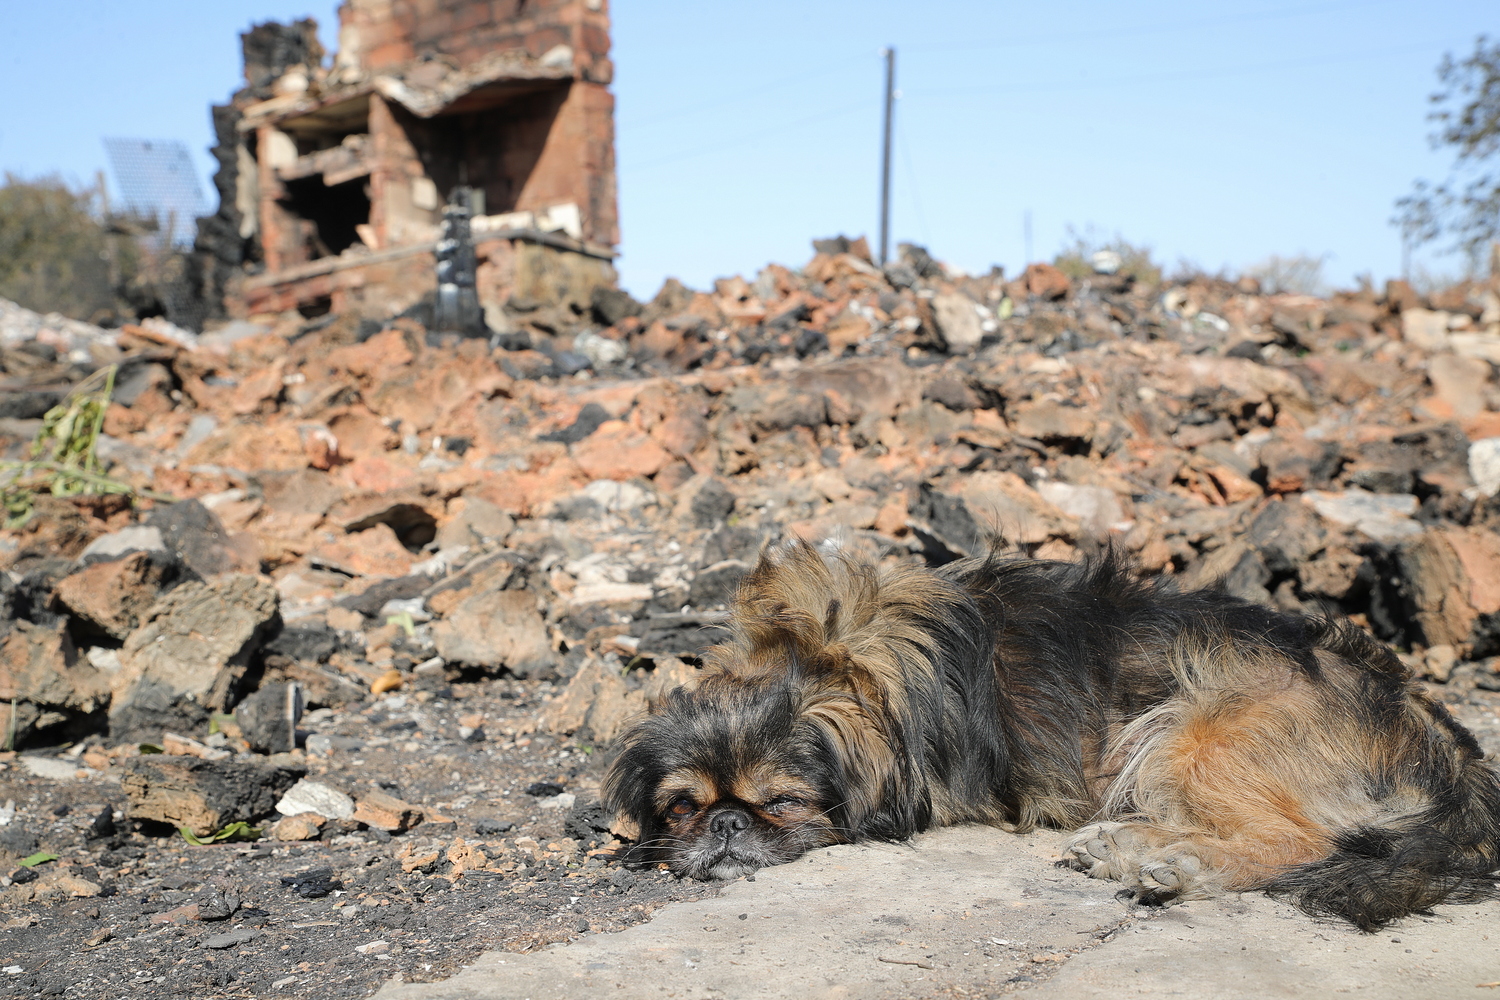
[603,542,1500,930]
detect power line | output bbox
[903,0,1397,55]
[895,114,930,248]
[619,98,877,174]
[905,38,1447,100]
[879,47,895,266]
[618,55,864,131]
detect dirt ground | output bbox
[0,676,713,1000]
[2,671,1499,1000]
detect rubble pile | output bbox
[5,235,1500,803]
[6,236,1500,995]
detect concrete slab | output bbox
[1028,891,1500,1000]
[373,826,1127,999]
[374,826,1500,1000]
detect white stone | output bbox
[275,778,355,819]
[78,526,165,563]
[581,479,651,513]
[1401,309,1451,352]
[379,597,432,623]
[20,757,88,780]
[1449,331,1500,364]
[85,647,122,672]
[1468,438,1500,498]
[1302,489,1423,544]
[574,330,628,369]
[176,414,219,455]
[568,582,653,607]
[1035,482,1125,538]
[931,292,984,354]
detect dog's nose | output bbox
[709,807,751,839]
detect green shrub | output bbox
[0,174,142,322]
[1053,226,1162,286]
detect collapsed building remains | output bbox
[195,0,619,334]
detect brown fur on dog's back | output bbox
[604,543,1500,929]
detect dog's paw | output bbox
[1061,823,1209,903]
[1062,822,1144,882]
[1135,854,1204,904]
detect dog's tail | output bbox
[1264,766,1500,931]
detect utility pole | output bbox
[879,47,895,266]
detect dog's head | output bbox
[602,675,854,879]
[603,542,958,879]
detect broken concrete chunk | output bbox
[907,485,986,561]
[271,813,326,841]
[53,550,193,641]
[432,588,554,678]
[120,755,305,837]
[146,499,254,577]
[1401,308,1451,351]
[110,574,280,743]
[0,620,108,748]
[352,789,423,833]
[235,681,305,754]
[1395,528,1500,651]
[435,496,514,549]
[1008,398,1095,445]
[540,655,699,745]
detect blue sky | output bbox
[1,1,1493,299]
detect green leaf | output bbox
[181,822,262,846]
[385,611,416,637]
[138,743,163,754]
[210,822,262,843]
[18,852,58,868]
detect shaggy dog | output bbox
[603,542,1500,930]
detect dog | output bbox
[602,542,1500,930]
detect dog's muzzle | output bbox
[686,805,764,880]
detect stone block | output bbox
[120,755,305,837]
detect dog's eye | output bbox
[763,795,804,813]
[667,797,697,817]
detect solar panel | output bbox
[102,138,208,249]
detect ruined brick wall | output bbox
[334,0,618,247]
[336,0,611,80]
[207,0,618,323]
[192,20,327,320]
